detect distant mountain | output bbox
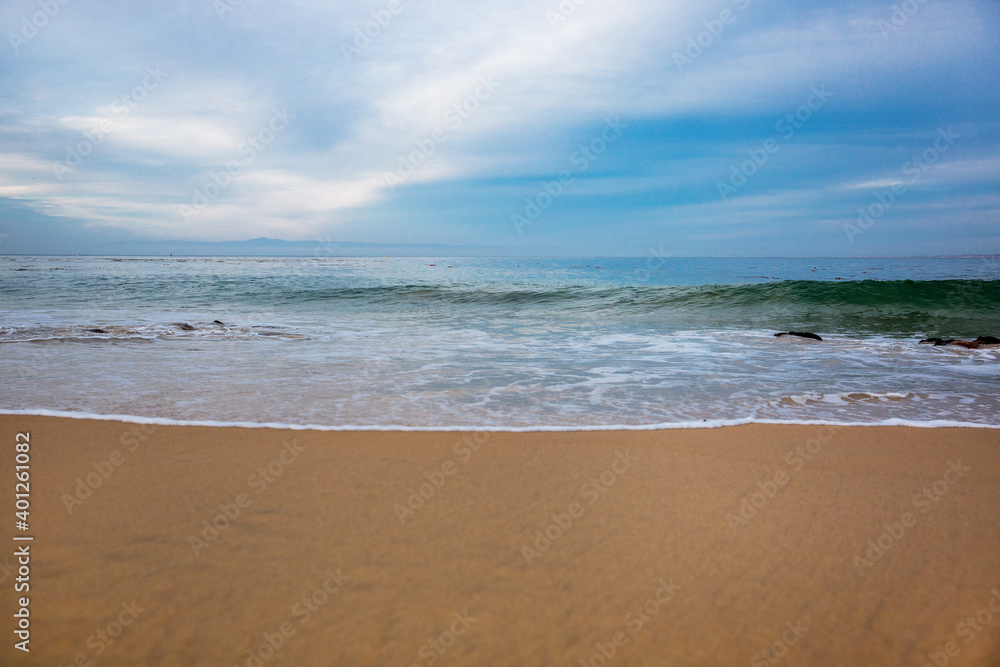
[92,237,515,257]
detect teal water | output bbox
[1,255,998,427]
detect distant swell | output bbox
[3,271,999,336]
[270,279,1000,309]
[272,279,1000,335]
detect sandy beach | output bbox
[1,415,998,666]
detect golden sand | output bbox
[1,415,998,665]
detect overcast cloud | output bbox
[1,0,998,255]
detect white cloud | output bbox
[0,0,997,246]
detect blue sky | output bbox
[1,0,998,256]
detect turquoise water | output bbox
[1,255,998,427]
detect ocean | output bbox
[1,255,999,429]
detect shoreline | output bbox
[2,408,999,431]
[2,415,999,665]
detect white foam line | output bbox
[0,409,997,431]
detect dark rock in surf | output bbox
[774,332,822,341]
[920,336,1000,348]
[88,328,107,333]
[172,323,196,331]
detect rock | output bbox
[88,328,107,333]
[919,338,953,346]
[172,323,196,331]
[774,331,822,341]
[920,336,1000,349]
[213,320,225,326]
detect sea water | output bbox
[1,255,998,428]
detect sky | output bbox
[0,0,998,256]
